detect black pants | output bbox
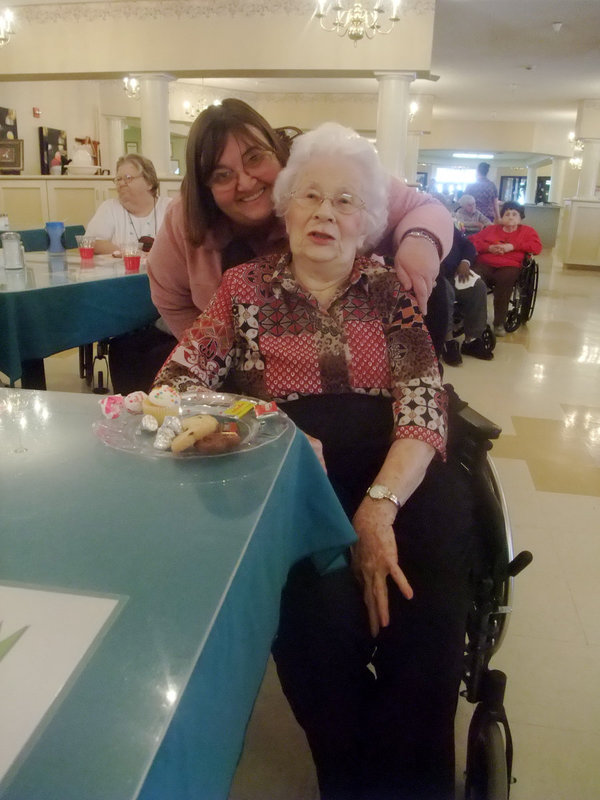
[273,396,474,800]
[108,325,177,395]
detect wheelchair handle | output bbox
[506,550,533,578]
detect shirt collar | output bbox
[270,253,372,301]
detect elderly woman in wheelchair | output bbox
[153,124,532,800]
[469,202,542,337]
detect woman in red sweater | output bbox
[469,201,542,336]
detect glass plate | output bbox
[92,390,291,459]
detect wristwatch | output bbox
[366,484,401,509]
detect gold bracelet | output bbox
[400,228,443,259]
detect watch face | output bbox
[370,485,386,499]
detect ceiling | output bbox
[189,0,600,166]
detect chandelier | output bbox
[314,1,402,42]
[123,76,141,99]
[183,98,222,119]
[568,131,584,170]
[0,8,15,47]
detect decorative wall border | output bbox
[19,0,435,25]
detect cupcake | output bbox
[142,385,181,424]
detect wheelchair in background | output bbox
[504,255,539,333]
[447,390,533,799]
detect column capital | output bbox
[374,71,416,84]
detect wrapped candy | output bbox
[140,414,159,432]
[124,390,148,414]
[161,415,183,434]
[153,427,176,450]
[99,394,124,419]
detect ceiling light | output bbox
[123,76,140,99]
[313,1,402,43]
[452,153,495,159]
[0,8,15,47]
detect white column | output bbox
[548,157,567,203]
[139,73,175,176]
[576,139,600,199]
[375,71,415,180]
[525,166,537,204]
[404,132,420,185]
[105,117,125,174]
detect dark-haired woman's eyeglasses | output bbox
[207,148,276,190]
[138,235,154,253]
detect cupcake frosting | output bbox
[148,385,181,410]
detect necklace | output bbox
[126,199,157,241]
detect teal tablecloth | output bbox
[0,254,158,383]
[0,390,356,800]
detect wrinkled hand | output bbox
[489,243,513,255]
[394,236,440,314]
[305,433,327,473]
[351,501,413,637]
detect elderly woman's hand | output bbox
[393,235,440,314]
[351,500,413,637]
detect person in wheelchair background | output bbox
[441,225,494,366]
[454,193,492,236]
[469,201,542,337]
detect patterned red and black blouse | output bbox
[155,253,447,456]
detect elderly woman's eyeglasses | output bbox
[113,174,142,186]
[290,189,365,215]
[207,148,276,189]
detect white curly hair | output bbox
[272,122,390,252]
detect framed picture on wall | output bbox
[126,142,138,154]
[0,138,24,172]
[38,126,68,175]
[0,106,18,140]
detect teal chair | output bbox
[62,225,85,249]
[15,228,48,252]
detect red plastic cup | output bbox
[123,254,141,273]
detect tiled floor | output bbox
[20,246,600,799]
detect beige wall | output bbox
[3,5,435,78]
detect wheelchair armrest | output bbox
[456,403,502,442]
[445,383,502,466]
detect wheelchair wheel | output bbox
[519,259,538,323]
[465,720,509,800]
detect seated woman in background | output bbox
[153,123,474,800]
[454,193,491,235]
[85,154,171,255]
[469,200,542,336]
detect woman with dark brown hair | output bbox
[147,98,454,341]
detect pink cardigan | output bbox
[148,178,453,339]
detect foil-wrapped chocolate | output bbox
[153,427,176,450]
[161,415,183,434]
[141,414,159,432]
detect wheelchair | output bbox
[503,255,539,333]
[447,390,533,799]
